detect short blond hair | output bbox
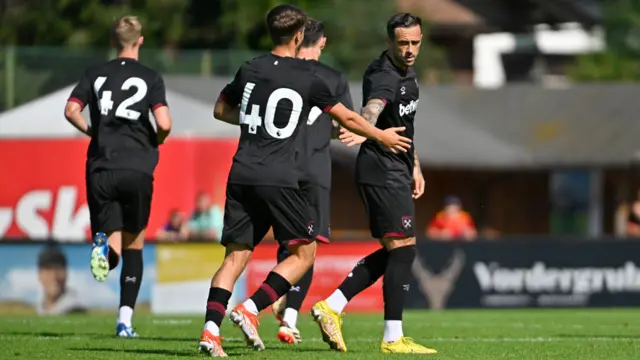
[111,16,142,50]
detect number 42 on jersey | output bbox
[94,76,148,121]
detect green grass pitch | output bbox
[1,309,639,359]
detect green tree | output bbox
[218,0,317,50]
[217,0,440,79]
[569,0,640,81]
[0,0,188,48]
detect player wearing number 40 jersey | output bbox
[198,4,411,358]
[64,16,172,338]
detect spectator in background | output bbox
[187,192,223,241]
[626,189,640,237]
[37,245,86,315]
[156,209,188,241]
[426,195,477,241]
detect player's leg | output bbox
[322,184,389,313]
[86,171,124,282]
[366,184,436,354]
[230,186,317,350]
[270,245,289,321]
[205,243,253,354]
[200,184,265,356]
[311,184,391,352]
[277,258,313,344]
[322,246,388,312]
[115,170,154,337]
[114,229,144,337]
[276,182,323,343]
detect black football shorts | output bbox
[300,182,331,242]
[276,181,330,258]
[86,169,153,235]
[221,184,318,249]
[358,182,415,239]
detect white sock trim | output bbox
[282,308,298,327]
[325,289,348,314]
[242,299,259,315]
[383,320,403,343]
[204,321,220,336]
[117,306,134,327]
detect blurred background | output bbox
[2,0,640,316]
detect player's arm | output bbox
[361,99,386,126]
[310,76,410,153]
[338,98,385,146]
[213,96,240,125]
[339,69,395,146]
[331,74,354,139]
[150,75,172,144]
[338,98,386,146]
[64,72,92,137]
[412,150,425,199]
[213,66,243,125]
[328,104,392,141]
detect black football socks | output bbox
[204,287,232,335]
[276,245,313,327]
[276,244,313,313]
[119,249,143,309]
[117,249,143,327]
[325,247,389,314]
[382,245,416,342]
[339,247,389,300]
[285,265,313,311]
[247,272,292,314]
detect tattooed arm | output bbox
[361,99,386,126]
[339,99,386,146]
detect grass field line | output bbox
[2,335,639,343]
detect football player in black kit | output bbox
[63,16,172,337]
[198,4,412,357]
[311,13,437,354]
[270,18,354,345]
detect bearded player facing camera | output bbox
[311,13,437,355]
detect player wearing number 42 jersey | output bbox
[64,16,172,338]
[198,4,411,357]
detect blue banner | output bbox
[0,242,156,315]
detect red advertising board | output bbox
[0,138,237,241]
[247,242,384,313]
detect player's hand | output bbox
[339,127,366,147]
[413,168,425,199]
[380,127,412,153]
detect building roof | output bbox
[0,83,239,138]
[3,75,637,169]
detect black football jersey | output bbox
[68,58,168,175]
[220,53,339,188]
[356,51,419,186]
[302,61,354,188]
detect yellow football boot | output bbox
[310,300,347,352]
[381,337,437,354]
